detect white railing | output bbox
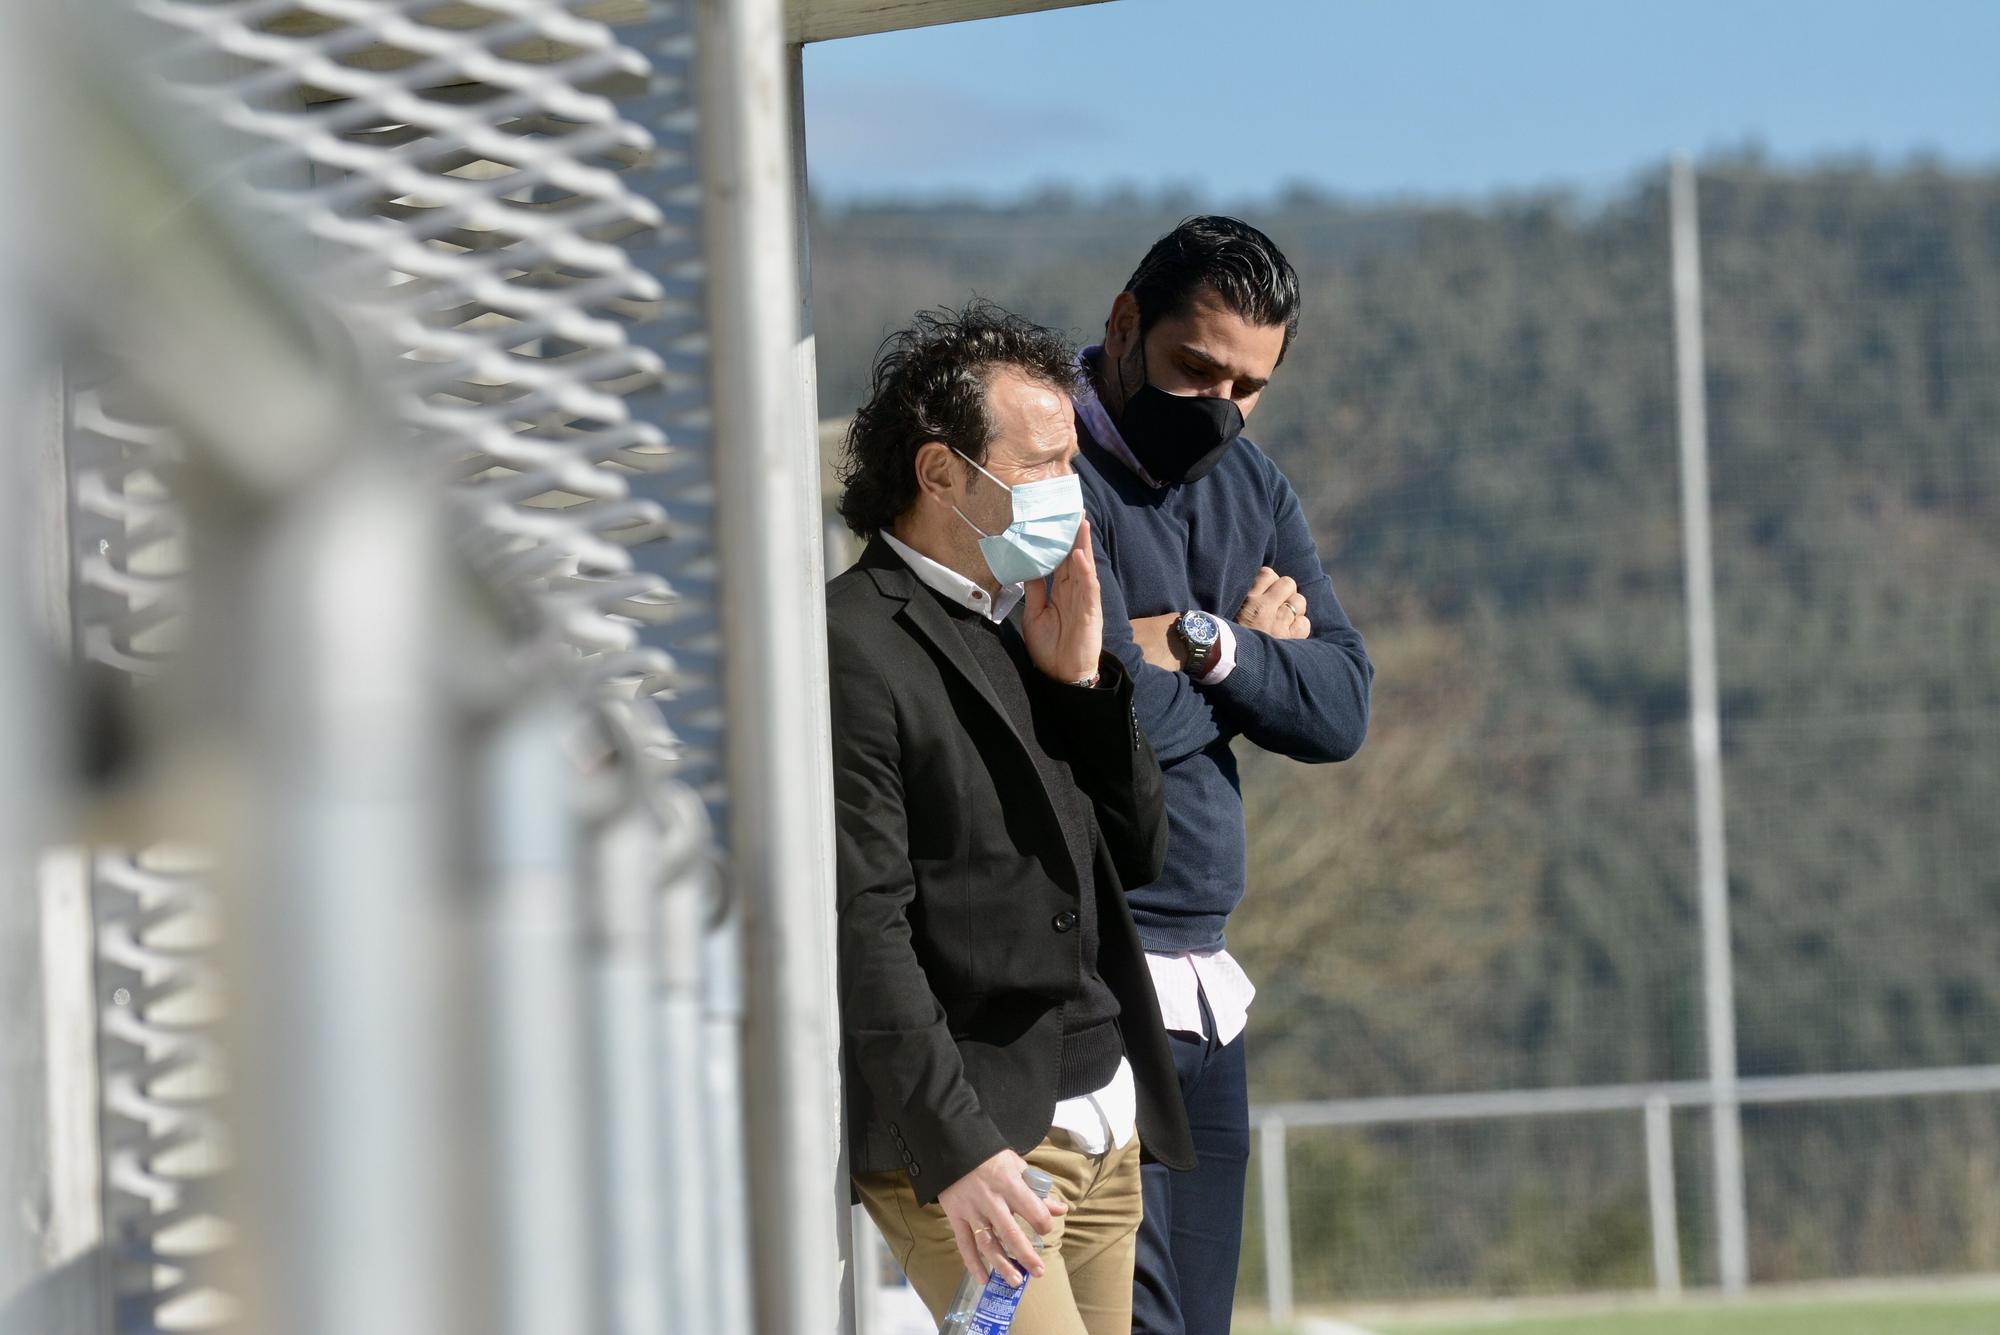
[1251,1063,2000,1325]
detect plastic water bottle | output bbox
[937,1167,1057,1334]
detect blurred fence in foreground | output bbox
[2,2,838,1333]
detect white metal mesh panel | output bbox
[64,3,727,1328]
[135,0,702,766]
[92,851,229,1332]
[66,358,234,1329]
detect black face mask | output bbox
[1112,346,1244,485]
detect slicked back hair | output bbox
[1122,215,1301,360]
[837,301,1077,539]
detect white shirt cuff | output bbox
[1194,615,1237,686]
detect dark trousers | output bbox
[1131,995,1249,1335]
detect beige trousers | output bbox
[855,1131,1144,1335]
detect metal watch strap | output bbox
[1174,611,1215,675]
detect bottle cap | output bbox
[1022,1167,1055,1199]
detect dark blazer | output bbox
[829,537,1196,1204]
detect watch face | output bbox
[1181,612,1219,650]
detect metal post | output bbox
[1259,1116,1295,1326]
[591,798,670,1335]
[701,921,756,1335]
[228,464,479,1335]
[657,794,721,1335]
[482,697,600,1335]
[21,359,100,1318]
[850,1205,881,1335]
[0,46,47,1309]
[694,1,844,1331]
[1669,155,1750,1295]
[0,676,45,1317]
[1643,1095,1683,1297]
[785,36,859,1335]
[34,849,100,1279]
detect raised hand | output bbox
[1022,517,1104,683]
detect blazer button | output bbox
[1052,910,1078,933]
[908,1164,921,1178]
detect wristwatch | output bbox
[1166,610,1222,676]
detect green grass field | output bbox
[1238,1289,2000,1335]
[1378,1296,2000,1334]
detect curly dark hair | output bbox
[1123,214,1301,361]
[836,301,1078,539]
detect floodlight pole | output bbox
[1669,155,1751,1296]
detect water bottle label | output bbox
[965,1271,1028,1335]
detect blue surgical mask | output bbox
[949,449,1085,586]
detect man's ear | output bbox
[1104,292,1142,357]
[912,440,957,503]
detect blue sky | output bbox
[802,0,2000,204]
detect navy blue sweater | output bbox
[1076,421,1373,953]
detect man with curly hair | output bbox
[828,301,1194,1335]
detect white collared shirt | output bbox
[1075,349,1258,1045]
[879,529,1136,1153]
[1049,1057,1135,1155]
[1145,950,1256,1047]
[880,530,1022,624]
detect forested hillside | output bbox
[809,163,2000,1292]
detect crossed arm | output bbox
[1127,566,1313,672]
[1098,471,1373,765]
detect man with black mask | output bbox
[1071,216,1374,1335]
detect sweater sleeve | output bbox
[1203,463,1373,763]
